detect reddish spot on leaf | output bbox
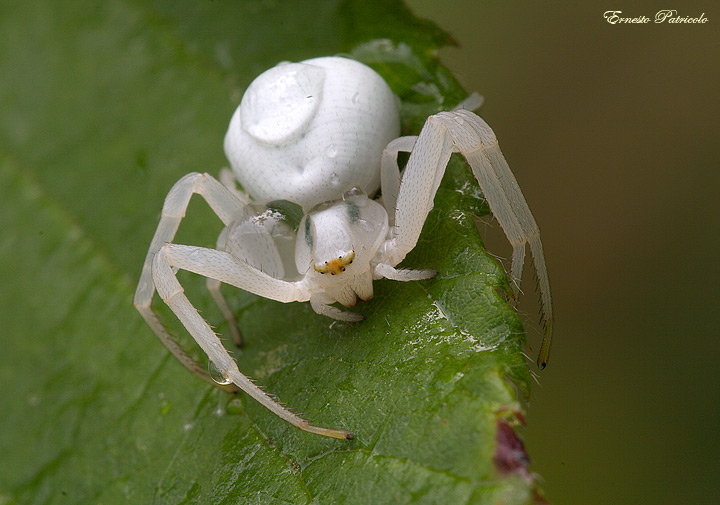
[493,418,531,478]
[493,416,549,504]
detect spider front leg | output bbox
[381,136,416,226]
[152,243,353,439]
[382,110,554,368]
[134,172,247,392]
[135,173,352,439]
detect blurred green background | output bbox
[407,0,720,503]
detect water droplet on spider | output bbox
[325,144,338,158]
[208,361,232,386]
[330,172,340,186]
[351,92,360,104]
[454,116,464,125]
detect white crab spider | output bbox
[134,56,553,440]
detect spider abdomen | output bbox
[224,57,400,209]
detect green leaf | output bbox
[0,0,542,503]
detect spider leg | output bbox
[446,109,553,368]
[207,276,243,347]
[310,293,364,322]
[152,244,352,439]
[381,136,417,226]
[134,172,247,392]
[373,263,436,281]
[381,93,490,221]
[383,115,455,266]
[382,110,553,368]
[206,227,243,347]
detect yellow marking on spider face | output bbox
[313,250,355,275]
